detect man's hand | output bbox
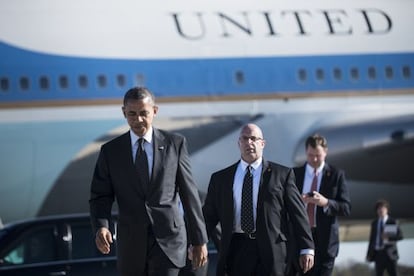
[303,191,329,207]
[95,227,113,254]
[299,254,314,274]
[191,244,208,269]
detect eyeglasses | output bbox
[239,136,263,142]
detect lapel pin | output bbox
[158,146,164,150]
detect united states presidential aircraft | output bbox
[0,0,413,225]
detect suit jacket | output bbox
[89,129,207,275]
[293,163,351,258]
[203,160,314,276]
[366,217,403,262]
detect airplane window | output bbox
[59,76,69,89]
[368,67,377,80]
[350,68,359,81]
[117,74,126,87]
[402,66,411,79]
[19,77,30,91]
[0,78,9,92]
[385,66,394,80]
[333,68,342,81]
[79,75,88,88]
[135,74,145,86]
[315,68,324,82]
[298,69,307,83]
[97,75,107,88]
[39,76,49,90]
[234,70,245,85]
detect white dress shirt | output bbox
[233,158,262,233]
[302,162,324,195]
[130,127,153,179]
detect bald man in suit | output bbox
[89,87,208,276]
[203,123,314,276]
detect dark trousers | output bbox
[145,229,181,276]
[179,258,208,276]
[304,257,335,276]
[303,228,335,276]
[226,234,266,276]
[374,250,397,276]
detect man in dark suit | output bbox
[89,87,208,276]
[203,123,314,276]
[366,199,403,276]
[293,134,351,276]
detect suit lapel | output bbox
[319,163,332,195]
[314,163,334,219]
[221,162,238,232]
[295,166,306,192]
[374,218,379,237]
[259,160,271,189]
[120,132,146,197]
[151,128,167,189]
[257,160,271,212]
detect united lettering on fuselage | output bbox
[171,9,392,40]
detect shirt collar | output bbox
[130,126,153,146]
[306,162,325,176]
[380,215,389,223]
[240,157,262,172]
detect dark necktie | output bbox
[241,166,254,234]
[307,169,318,227]
[135,138,150,187]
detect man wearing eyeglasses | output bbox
[203,123,314,276]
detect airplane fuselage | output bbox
[0,0,413,224]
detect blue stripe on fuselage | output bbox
[1,41,413,103]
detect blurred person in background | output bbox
[366,199,403,276]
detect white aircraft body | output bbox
[0,0,414,225]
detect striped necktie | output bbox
[307,169,318,227]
